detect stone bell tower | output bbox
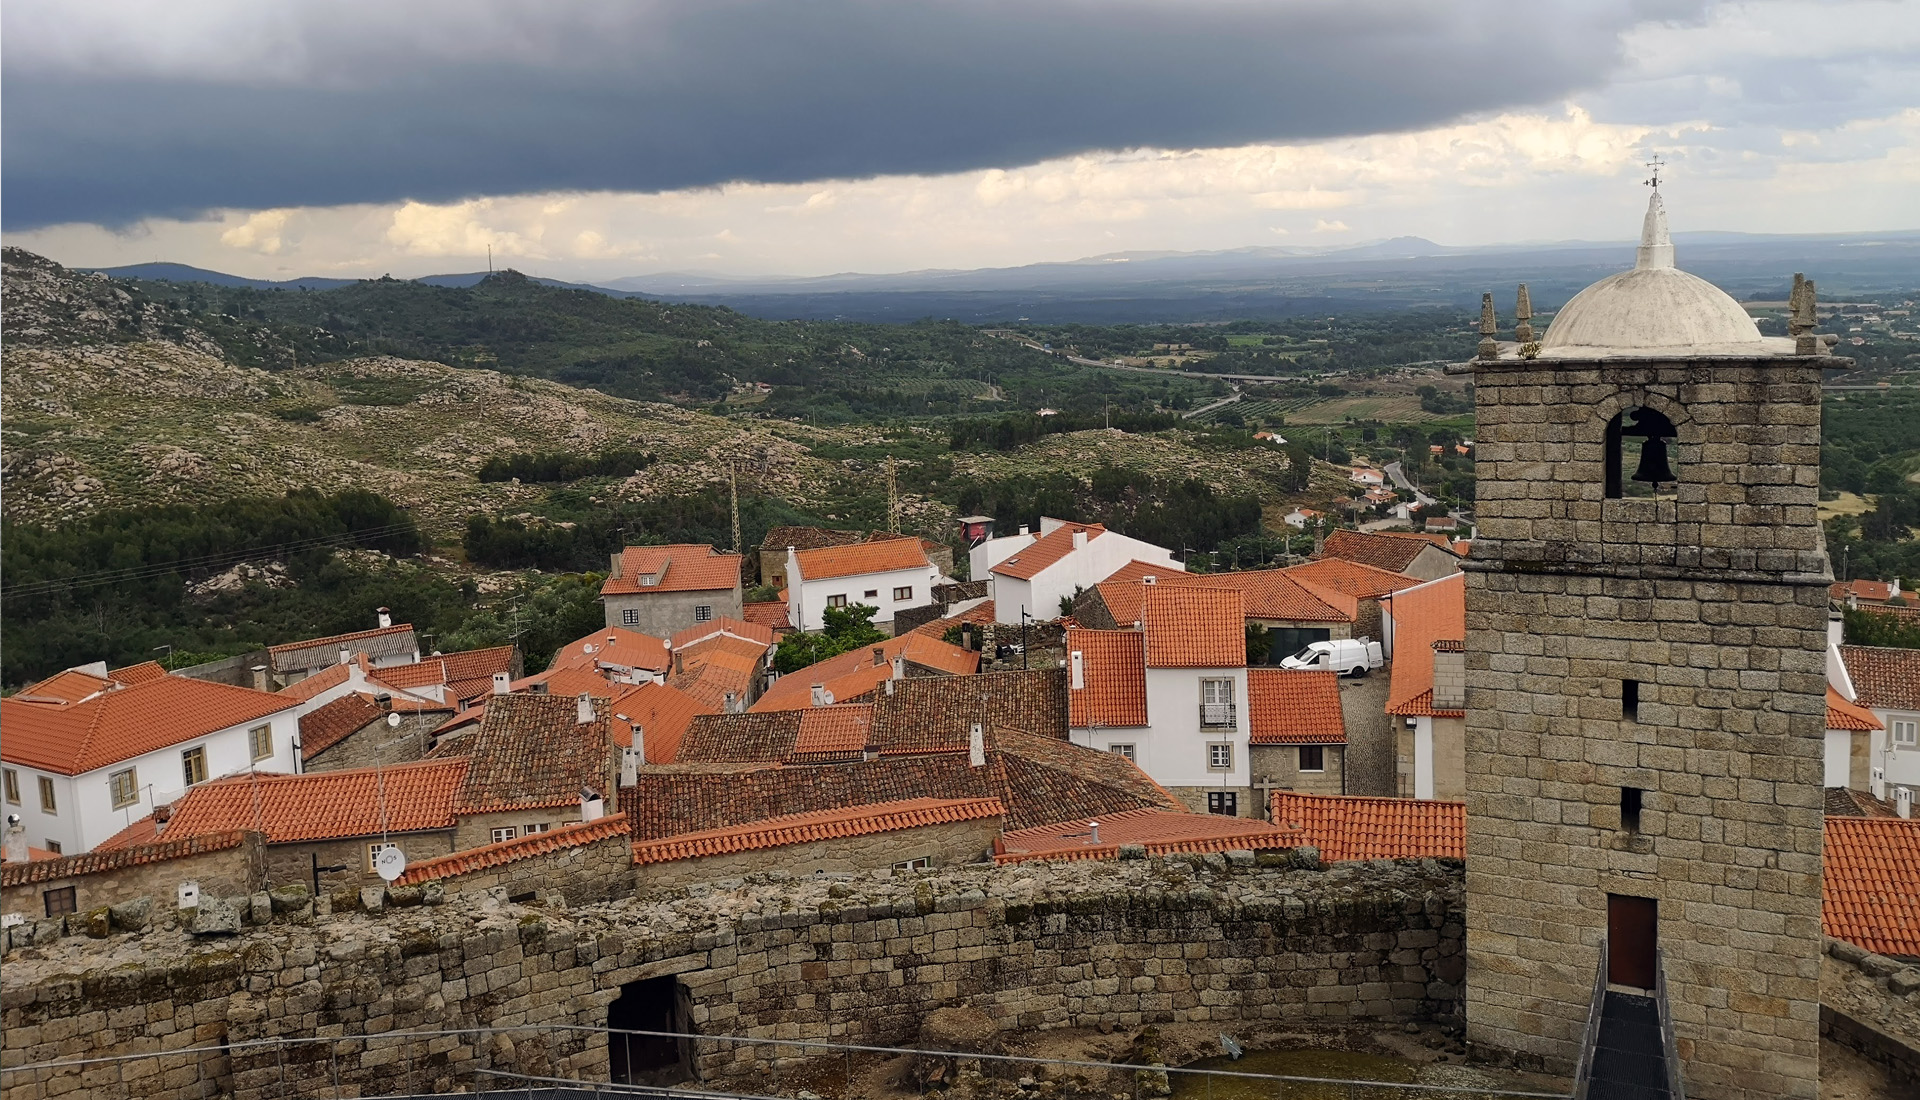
[1462,188,1844,1100]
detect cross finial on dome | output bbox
[1636,189,1675,271]
[1644,154,1664,191]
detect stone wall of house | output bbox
[1249,744,1345,798]
[304,712,445,774]
[0,834,265,923]
[454,808,597,853]
[1,855,1465,1099]
[635,818,1000,890]
[263,832,458,894]
[402,830,635,907]
[1820,936,1920,1091]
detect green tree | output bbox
[772,603,887,675]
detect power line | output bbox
[1,522,420,599]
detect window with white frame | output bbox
[249,724,273,761]
[1109,744,1136,761]
[622,608,640,626]
[1298,745,1325,772]
[366,842,396,872]
[525,822,551,833]
[37,776,57,815]
[181,747,208,787]
[1895,718,1918,749]
[1200,678,1235,728]
[109,768,139,809]
[1207,742,1233,771]
[491,826,519,844]
[893,586,913,602]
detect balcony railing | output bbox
[1199,702,1237,728]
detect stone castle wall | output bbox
[2,855,1465,1099]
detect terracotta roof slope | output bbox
[1197,569,1356,623]
[1839,645,1920,711]
[15,668,114,705]
[108,661,169,686]
[457,693,614,813]
[602,544,741,596]
[1,676,297,776]
[377,646,517,693]
[1067,629,1148,728]
[671,616,776,649]
[1823,816,1920,958]
[1827,686,1883,732]
[300,693,383,759]
[792,536,933,581]
[1282,557,1424,600]
[1143,586,1246,668]
[1268,792,1465,862]
[549,628,670,675]
[1,830,255,888]
[393,813,630,886]
[992,523,1104,580]
[751,633,975,712]
[160,759,470,843]
[991,727,1183,829]
[1098,559,1186,587]
[869,668,1070,749]
[1318,529,1451,573]
[676,711,806,764]
[632,798,1002,865]
[1385,574,1466,717]
[606,680,714,765]
[996,807,1293,864]
[742,601,794,633]
[1247,669,1346,744]
[278,662,353,703]
[791,704,876,761]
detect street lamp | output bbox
[1019,609,1032,670]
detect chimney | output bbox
[1897,787,1914,820]
[579,786,606,823]
[491,672,511,696]
[673,648,684,676]
[1142,575,1157,586]
[251,665,269,692]
[969,722,986,768]
[339,647,352,666]
[1431,643,1466,711]
[1018,525,1030,536]
[3,816,26,864]
[810,684,827,708]
[630,723,646,766]
[1072,529,1088,551]
[533,680,550,695]
[609,551,624,578]
[1086,820,1100,846]
[871,646,885,668]
[723,691,739,713]
[377,607,392,629]
[576,693,596,725]
[1070,650,1085,690]
[890,655,905,680]
[154,802,173,828]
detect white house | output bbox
[1,665,303,854]
[985,519,1179,623]
[1282,508,1323,530]
[787,536,942,631]
[1836,643,1920,800]
[1066,586,1257,817]
[1349,467,1385,487]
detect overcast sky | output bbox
[4,0,1915,280]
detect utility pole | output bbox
[729,462,742,553]
[886,457,900,535]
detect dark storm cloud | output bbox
[0,0,1705,230]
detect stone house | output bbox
[298,692,453,773]
[786,537,942,632]
[1382,573,1464,800]
[632,798,1006,885]
[1,830,265,923]
[601,545,744,637]
[979,520,1179,624]
[1318,528,1462,582]
[1836,644,1920,797]
[754,525,863,589]
[391,813,636,906]
[1246,669,1348,799]
[263,613,420,688]
[448,693,618,851]
[1,666,303,856]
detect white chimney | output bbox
[810,684,828,707]
[891,655,905,680]
[1086,820,1100,846]
[491,672,511,696]
[1897,787,1914,820]
[1142,575,1157,586]
[377,607,392,629]
[1018,525,1030,536]
[630,723,646,766]
[969,722,986,768]
[1872,766,1887,798]
[620,743,641,787]
[3,815,27,864]
[580,786,606,822]
[339,647,352,666]
[576,693,596,725]
[1070,650,1085,690]
[724,691,739,713]
[1072,529,1088,551]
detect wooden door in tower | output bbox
[1607,893,1658,989]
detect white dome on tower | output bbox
[1540,192,1766,356]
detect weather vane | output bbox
[1644,154,1664,190]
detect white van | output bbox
[1279,638,1384,677]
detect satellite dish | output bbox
[386,712,402,728]
[374,846,408,882]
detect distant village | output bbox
[5,516,1915,956]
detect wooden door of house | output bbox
[1607,893,1658,989]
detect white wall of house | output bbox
[1413,715,1436,800]
[969,530,1036,583]
[1825,730,1853,788]
[992,531,1180,623]
[1872,707,1920,790]
[4,708,302,854]
[787,556,942,631]
[1068,666,1249,795]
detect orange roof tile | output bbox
[1267,792,1465,861]
[667,633,768,710]
[548,628,670,676]
[1822,816,1920,958]
[602,680,714,765]
[1839,645,1920,711]
[108,661,169,686]
[278,661,353,702]
[392,813,630,886]
[791,536,933,582]
[631,797,1002,865]
[1067,629,1148,728]
[159,759,470,843]
[790,703,876,758]
[1831,579,1899,603]
[992,523,1104,580]
[456,693,614,813]
[601,544,741,596]
[375,646,517,692]
[1318,529,1452,573]
[671,616,775,649]
[300,694,383,759]
[513,666,618,700]
[1384,574,1466,717]
[0,830,255,888]
[1,676,297,776]
[1247,669,1346,744]
[1143,586,1246,668]
[267,622,415,668]
[1827,686,1883,732]
[742,600,794,633]
[1196,569,1356,623]
[751,633,976,712]
[92,815,161,851]
[1098,559,1187,587]
[1282,558,1424,600]
[995,807,1292,864]
[14,668,115,705]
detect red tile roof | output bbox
[1822,816,1920,958]
[671,616,776,649]
[742,600,794,633]
[300,694,384,759]
[869,669,1069,751]
[158,759,470,842]
[992,523,1104,580]
[1267,792,1466,861]
[267,623,416,669]
[1318,529,1456,573]
[0,830,255,888]
[1098,559,1187,587]
[108,661,169,686]
[456,693,614,813]
[1839,645,1920,712]
[791,704,875,759]
[995,806,1292,864]
[1827,686,1884,732]
[791,536,933,582]
[1143,586,1246,668]
[278,661,353,702]
[392,813,630,886]
[1096,568,1351,629]
[667,633,767,710]
[548,628,670,675]
[751,633,976,712]
[1282,558,1424,600]
[1385,574,1466,718]
[0,676,297,776]
[1831,580,1900,603]
[14,668,115,705]
[376,646,518,694]
[602,544,741,596]
[92,815,161,851]
[631,798,1003,865]
[606,680,714,764]
[1247,669,1346,744]
[1067,629,1148,728]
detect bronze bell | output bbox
[1621,410,1677,485]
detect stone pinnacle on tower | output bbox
[1514,284,1534,343]
[1477,293,1499,360]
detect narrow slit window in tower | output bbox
[1622,679,1641,722]
[1620,787,1643,832]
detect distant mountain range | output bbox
[90,228,1920,324]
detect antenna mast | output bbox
[729,462,742,553]
[488,244,493,274]
[886,457,900,535]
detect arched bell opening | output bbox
[1604,407,1679,500]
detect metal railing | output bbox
[1570,937,1608,1100]
[1653,947,1685,1100]
[1199,702,1238,728]
[1,1022,1576,1100]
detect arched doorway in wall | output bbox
[607,976,695,1086]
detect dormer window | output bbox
[1604,407,1678,499]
